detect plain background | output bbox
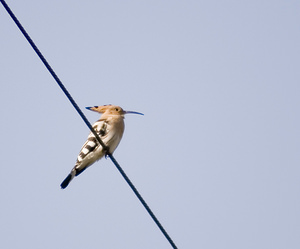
[1,0,299,248]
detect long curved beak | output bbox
[125,110,144,115]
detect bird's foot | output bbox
[104,150,111,159]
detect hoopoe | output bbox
[60,104,143,189]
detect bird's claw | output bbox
[105,150,110,159]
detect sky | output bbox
[0,0,299,248]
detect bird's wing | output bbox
[76,119,109,163]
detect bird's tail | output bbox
[60,166,88,189]
[60,169,76,189]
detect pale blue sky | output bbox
[1,1,299,248]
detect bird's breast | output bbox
[102,118,125,153]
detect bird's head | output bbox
[86,105,143,117]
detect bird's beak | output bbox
[86,106,105,113]
[124,110,144,115]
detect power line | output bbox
[0,1,178,248]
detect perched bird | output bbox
[60,104,143,189]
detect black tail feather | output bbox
[60,167,87,189]
[75,166,87,176]
[60,173,72,189]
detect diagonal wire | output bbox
[0,1,178,248]
[1,0,106,150]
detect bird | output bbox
[60,104,143,189]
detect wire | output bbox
[1,1,178,248]
[109,155,178,249]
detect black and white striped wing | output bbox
[76,119,108,164]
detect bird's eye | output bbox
[115,108,119,111]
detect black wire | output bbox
[1,1,178,248]
[0,0,107,151]
[110,155,178,249]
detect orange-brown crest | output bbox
[86,104,143,116]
